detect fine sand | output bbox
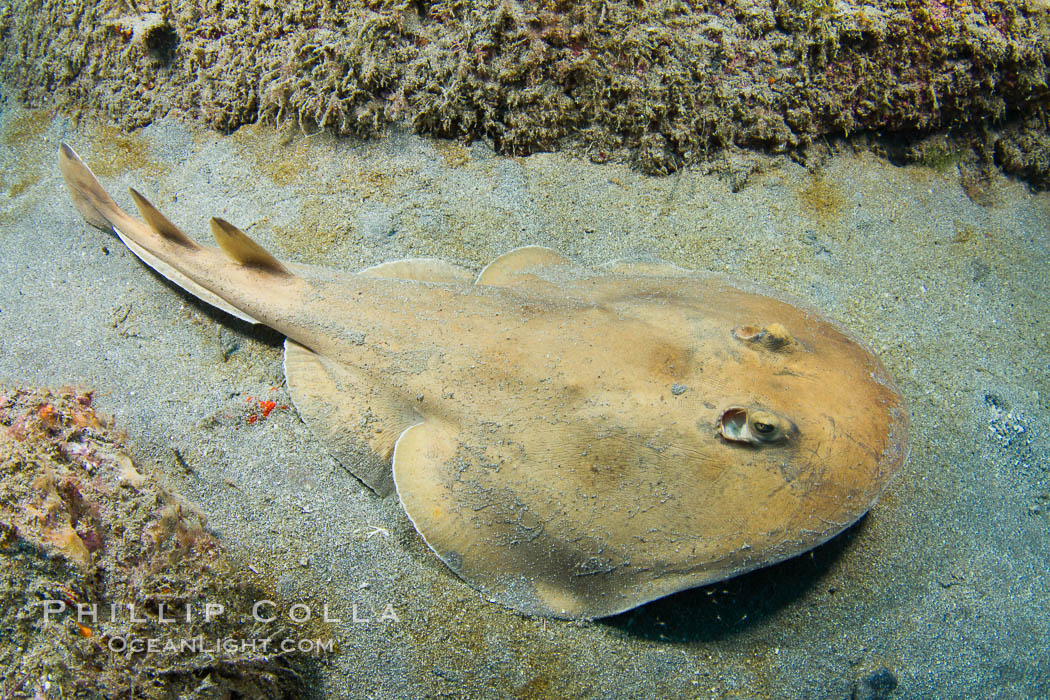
[1,101,1048,697]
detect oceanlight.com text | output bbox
[106,635,336,655]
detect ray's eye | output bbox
[748,410,786,442]
[718,407,797,445]
[733,322,796,352]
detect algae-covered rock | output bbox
[0,386,319,699]
[0,0,1047,182]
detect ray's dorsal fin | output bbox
[128,188,199,248]
[476,246,572,286]
[210,217,290,275]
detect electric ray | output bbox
[58,143,909,619]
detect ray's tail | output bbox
[58,143,291,325]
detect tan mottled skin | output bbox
[60,144,908,619]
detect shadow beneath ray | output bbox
[128,251,286,348]
[601,515,868,642]
[185,289,285,347]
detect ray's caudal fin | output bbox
[59,143,196,247]
[57,142,292,325]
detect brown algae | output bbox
[1,0,1048,181]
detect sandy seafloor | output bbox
[1,96,1048,698]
